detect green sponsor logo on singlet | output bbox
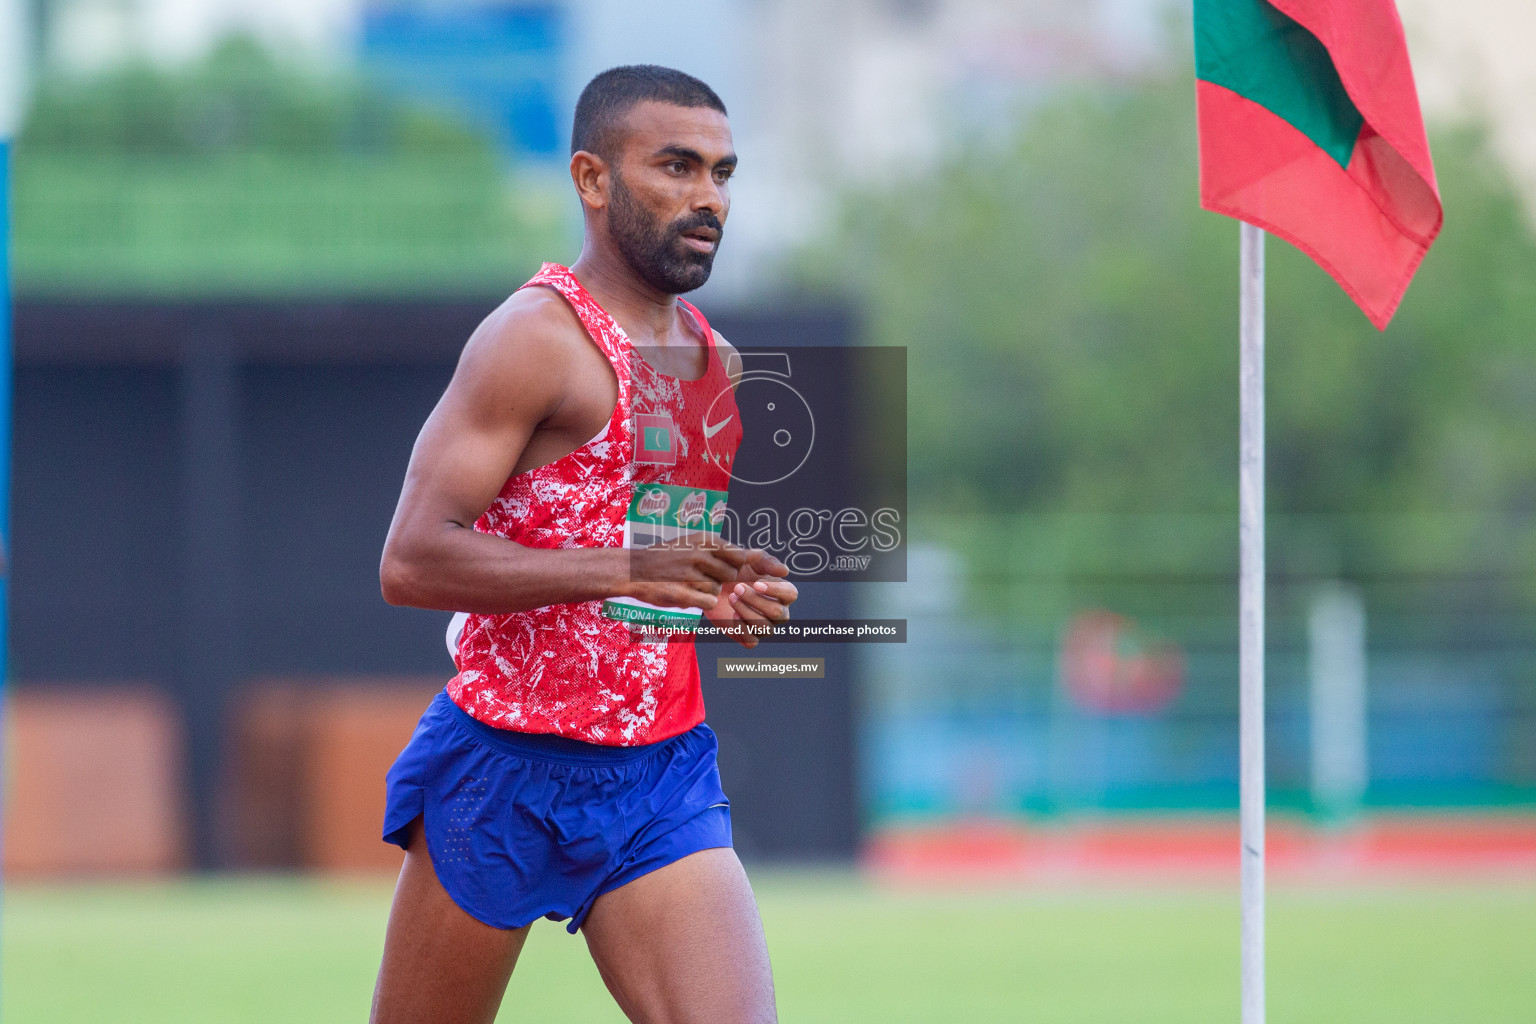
[603,484,730,634]
[625,483,727,533]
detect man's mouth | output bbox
[679,227,720,253]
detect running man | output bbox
[373,66,794,1024]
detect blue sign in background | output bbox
[362,4,565,159]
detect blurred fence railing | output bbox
[860,517,1536,821]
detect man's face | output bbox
[605,101,736,295]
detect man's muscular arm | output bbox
[380,292,750,614]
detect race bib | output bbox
[602,482,731,633]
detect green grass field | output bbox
[3,873,1532,1023]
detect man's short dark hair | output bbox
[571,65,727,160]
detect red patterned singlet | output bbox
[446,263,742,745]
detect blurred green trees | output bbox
[805,74,1536,596]
[12,38,569,296]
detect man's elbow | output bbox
[379,542,425,607]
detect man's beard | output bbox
[607,171,722,294]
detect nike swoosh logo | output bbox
[703,415,734,439]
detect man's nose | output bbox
[692,177,726,215]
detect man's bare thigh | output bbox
[581,847,776,1024]
[370,818,530,1024]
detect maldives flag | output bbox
[1195,0,1441,329]
[633,413,677,466]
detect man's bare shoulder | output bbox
[462,285,588,370]
[442,284,601,430]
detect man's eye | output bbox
[669,161,687,173]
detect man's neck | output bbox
[570,250,685,348]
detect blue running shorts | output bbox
[383,691,733,933]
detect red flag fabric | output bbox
[1195,0,1441,329]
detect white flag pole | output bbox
[1239,221,1266,1024]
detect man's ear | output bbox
[570,151,610,212]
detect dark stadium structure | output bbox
[11,299,864,868]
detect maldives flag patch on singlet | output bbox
[633,413,678,466]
